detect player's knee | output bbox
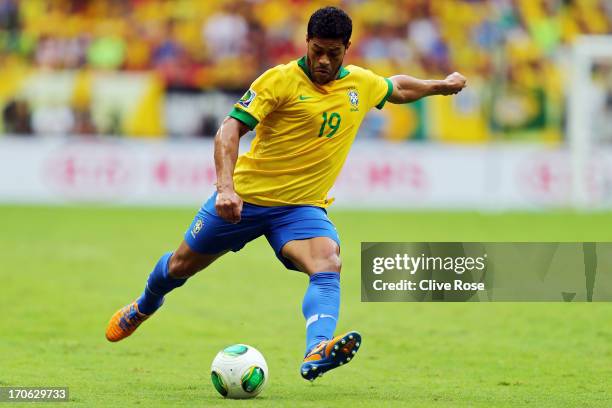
[330,253,342,273]
[315,251,342,274]
[168,253,199,279]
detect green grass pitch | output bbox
[1,206,612,407]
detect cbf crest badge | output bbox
[191,218,203,239]
[348,88,359,111]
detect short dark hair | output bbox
[307,6,352,46]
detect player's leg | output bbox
[106,193,266,342]
[281,237,342,352]
[265,206,361,380]
[135,241,228,315]
[281,238,361,380]
[105,242,225,342]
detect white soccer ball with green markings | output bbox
[210,344,268,399]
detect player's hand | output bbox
[215,189,243,224]
[441,72,467,95]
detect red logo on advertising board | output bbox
[152,158,216,191]
[517,153,571,203]
[367,162,425,190]
[44,143,135,199]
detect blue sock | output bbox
[302,272,340,355]
[136,252,187,315]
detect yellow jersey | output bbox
[228,56,393,207]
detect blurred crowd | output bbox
[0,0,611,138]
[1,0,610,87]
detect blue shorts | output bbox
[184,193,340,271]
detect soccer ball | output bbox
[210,344,268,399]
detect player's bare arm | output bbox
[387,72,467,104]
[214,116,249,224]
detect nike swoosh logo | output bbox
[298,95,313,101]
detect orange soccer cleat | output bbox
[105,301,151,342]
[300,331,361,381]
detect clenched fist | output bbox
[215,189,243,224]
[441,72,467,95]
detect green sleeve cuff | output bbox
[228,107,259,130]
[375,77,394,110]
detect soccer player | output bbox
[106,6,466,381]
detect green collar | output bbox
[297,56,350,82]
